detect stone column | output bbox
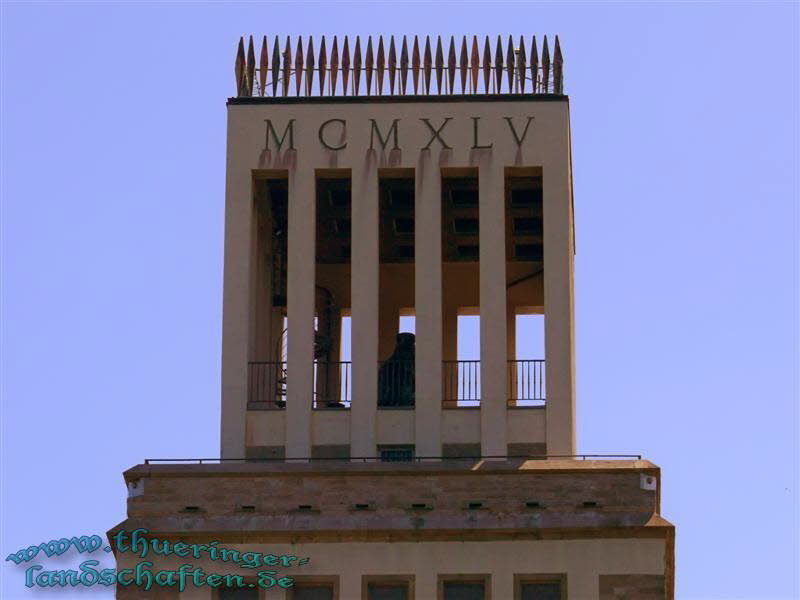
[220,136,251,460]
[479,161,508,457]
[351,158,380,457]
[415,154,443,457]
[285,161,315,459]
[543,136,576,455]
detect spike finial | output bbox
[235,37,246,96]
[259,36,268,96]
[400,36,409,95]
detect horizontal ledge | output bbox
[228,93,568,106]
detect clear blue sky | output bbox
[1,2,797,599]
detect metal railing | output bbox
[443,360,481,407]
[145,454,643,465]
[248,361,287,408]
[248,359,545,409]
[313,361,351,408]
[234,34,564,98]
[508,359,545,406]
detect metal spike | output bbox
[434,36,444,94]
[259,36,268,96]
[423,36,432,94]
[245,36,255,97]
[447,36,456,94]
[305,36,315,96]
[494,35,504,93]
[235,37,245,97]
[542,35,550,93]
[330,36,339,96]
[271,37,280,96]
[530,36,539,93]
[318,36,327,96]
[470,36,480,93]
[353,37,362,96]
[553,35,564,94]
[516,35,527,93]
[411,36,421,94]
[294,36,304,96]
[342,36,350,96]
[506,35,515,93]
[282,36,291,97]
[482,36,491,94]
[376,36,385,95]
[400,36,409,95]
[365,37,374,96]
[388,36,397,95]
[459,36,468,94]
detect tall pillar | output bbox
[543,140,577,455]
[285,162,315,459]
[415,155,443,457]
[351,159,379,457]
[479,161,508,457]
[220,141,251,459]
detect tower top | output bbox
[233,34,564,99]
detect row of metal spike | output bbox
[234,35,563,98]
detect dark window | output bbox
[394,218,415,234]
[453,218,479,234]
[328,188,350,208]
[367,582,409,600]
[450,189,478,207]
[514,244,542,260]
[513,217,543,235]
[390,189,414,208]
[520,581,562,600]
[456,245,480,260]
[334,218,351,235]
[510,188,542,208]
[442,581,485,600]
[396,245,414,259]
[292,584,334,600]
[379,446,414,462]
[219,587,259,600]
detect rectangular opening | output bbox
[219,586,259,600]
[366,580,411,600]
[249,176,289,409]
[379,445,414,462]
[441,578,488,600]
[506,169,545,408]
[315,174,352,409]
[445,314,481,407]
[379,173,415,409]
[515,575,566,600]
[443,173,479,262]
[291,581,337,600]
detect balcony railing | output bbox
[248,361,287,408]
[508,359,546,406]
[443,360,481,407]
[313,361,351,409]
[247,359,544,409]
